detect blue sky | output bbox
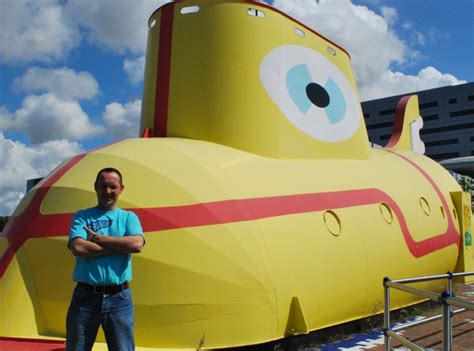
[0,0,473,215]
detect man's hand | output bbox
[69,237,115,258]
[84,226,144,254]
[85,226,100,243]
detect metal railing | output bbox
[383,271,474,351]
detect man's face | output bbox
[95,171,124,211]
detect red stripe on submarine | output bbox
[0,1,470,349]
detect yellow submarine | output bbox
[0,0,472,349]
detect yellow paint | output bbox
[387,95,420,151]
[453,191,473,282]
[0,238,39,338]
[0,1,468,349]
[142,1,369,159]
[1,138,462,348]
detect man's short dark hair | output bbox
[95,167,123,184]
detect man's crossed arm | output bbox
[69,226,144,258]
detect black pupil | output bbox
[306,83,330,108]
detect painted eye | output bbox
[260,45,360,142]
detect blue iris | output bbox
[286,64,312,114]
[285,64,347,125]
[324,79,346,124]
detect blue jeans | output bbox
[66,284,135,351]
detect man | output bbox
[66,167,144,351]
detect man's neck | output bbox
[96,205,116,211]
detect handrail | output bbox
[383,271,474,351]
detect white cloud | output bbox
[428,28,450,43]
[0,0,80,64]
[0,0,171,65]
[0,107,15,130]
[3,93,104,144]
[361,67,466,101]
[410,32,426,46]
[380,6,397,26]
[271,0,465,100]
[12,67,99,101]
[64,0,171,54]
[0,132,83,215]
[123,56,145,85]
[102,100,142,138]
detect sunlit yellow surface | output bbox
[0,1,469,349]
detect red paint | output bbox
[0,337,65,351]
[0,141,121,277]
[386,96,411,148]
[244,0,351,59]
[385,150,460,256]
[141,128,153,138]
[147,1,350,59]
[0,147,460,277]
[153,3,175,137]
[133,185,459,258]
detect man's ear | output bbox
[121,184,125,192]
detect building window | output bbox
[468,95,474,101]
[379,108,395,116]
[449,98,457,104]
[423,114,438,121]
[380,134,391,141]
[470,136,474,142]
[363,113,370,118]
[421,122,474,135]
[425,138,459,147]
[449,109,474,118]
[419,101,438,109]
[367,121,393,129]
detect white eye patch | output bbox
[260,45,361,142]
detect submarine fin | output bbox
[385,95,425,154]
[285,296,308,336]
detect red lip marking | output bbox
[0,149,460,277]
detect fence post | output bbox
[383,277,391,351]
[441,290,452,351]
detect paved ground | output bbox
[372,282,474,351]
[319,282,474,351]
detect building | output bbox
[362,82,474,162]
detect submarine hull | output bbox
[0,138,462,348]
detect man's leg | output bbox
[66,285,102,351]
[101,288,135,351]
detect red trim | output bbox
[0,142,120,278]
[385,96,411,148]
[153,3,175,137]
[148,1,350,59]
[0,337,65,351]
[0,148,460,278]
[244,0,350,58]
[141,128,153,138]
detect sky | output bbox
[0,0,473,216]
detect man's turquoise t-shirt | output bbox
[69,207,144,285]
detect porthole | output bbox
[419,197,430,216]
[294,27,305,37]
[181,6,200,14]
[247,8,265,17]
[324,210,341,236]
[380,203,393,224]
[327,46,337,56]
